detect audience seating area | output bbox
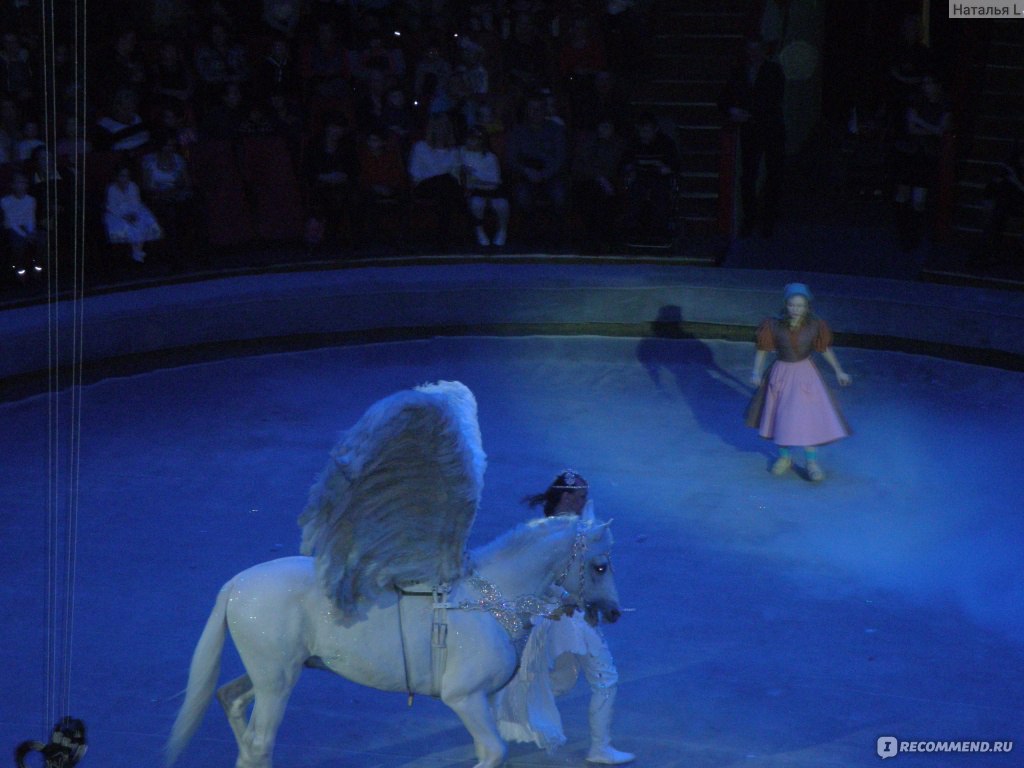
[0,0,674,289]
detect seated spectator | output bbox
[413,41,454,117]
[892,74,951,251]
[354,32,406,83]
[354,68,391,135]
[621,113,679,240]
[30,147,75,248]
[148,39,195,111]
[408,113,464,249]
[301,19,351,103]
[155,102,200,157]
[303,113,361,249]
[358,130,407,203]
[200,82,249,140]
[55,115,92,164]
[265,90,305,159]
[505,92,567,213]
[254,36,301,97]
[576,69,632,132]
[104,163,163,263]
[2,171,40,282]
[573,116,625,251]
[106,28,148,94]
[974,142,1024,269]
[559,15,607,81]
[263,0,302,37]
[380,85,414,150]
[457,37,489,99]
[239,99,276,135]
[15,119,44,161]
[602,0,648,75]
[0,96,21,164]
[503,11,550,92]
[194,21,249,107]
[0,31,34,107]
[475,99,506,143]
[459,126,509,247]
[95,87,151,152]
[558,13,607,121]
[465,0,503,64]
[141,130,198,270]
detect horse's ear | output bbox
[580,499,596,524]
[587,519,614,547]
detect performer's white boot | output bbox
[586,686,635,764]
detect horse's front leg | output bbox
[443,690,507,768]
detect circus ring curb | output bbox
[3,262,1024,401]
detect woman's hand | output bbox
[750,372,762,388]
[836,371,852,386]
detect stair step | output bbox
[631,102,721,126]
[958,157,1005,185]
[677,203,719,222]
[979,63,1024,91]
[674,124,723,150]
[972,90,1024,114]
[634,79,726,102]
[973,113,1024,136]
[987,39,1024,65]
[987,20,1024,42]
[660,10,748,34]
[968,134,1017,160]
[656,0,751,15]
[953,203,989,229]
[652,32,744,58]
[678,171,720,193]
[679,149,721,173]
[647,53,733,79]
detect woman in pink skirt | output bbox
[746,283,852,481]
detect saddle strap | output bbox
[395,583,451,701]
[431,584,450,696]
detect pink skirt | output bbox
[749,358,850,447]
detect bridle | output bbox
[553,521,611,614]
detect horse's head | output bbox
[558,501,621,626]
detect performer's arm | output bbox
[821,347,852,386]
[751,349,767,388]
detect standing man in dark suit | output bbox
[720,35,786,237]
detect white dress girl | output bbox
[459,130,509,246]
[104,169,162,262]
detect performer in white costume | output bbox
[496,470,635,765]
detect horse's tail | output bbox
[165,580,232,766]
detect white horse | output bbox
[165,510,619,768]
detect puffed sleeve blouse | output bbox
[755,315,832,362]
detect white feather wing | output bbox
[298,381,485,617]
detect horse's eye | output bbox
[593,563,607,575]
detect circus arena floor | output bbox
[1,260,1023,768]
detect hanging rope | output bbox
[39,0,88,746]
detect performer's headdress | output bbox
[783,282,813,302]
[551,469,588,491]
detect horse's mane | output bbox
[470,516,571,566]
[468,513,612,571]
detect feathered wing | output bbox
[298,381,485,617]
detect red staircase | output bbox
[628,0,759,242]
[949,21,1024,251]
